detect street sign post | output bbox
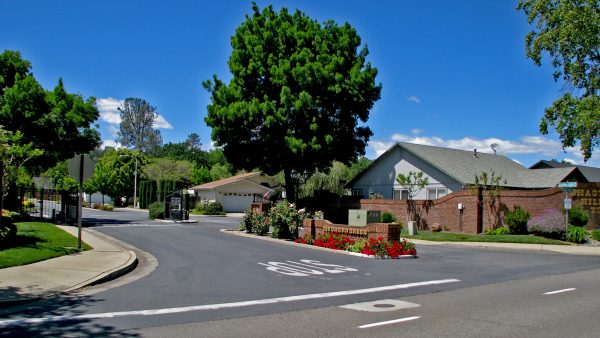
[558,182,577,233]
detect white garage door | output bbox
[220,195,254,212]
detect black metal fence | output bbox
[18,188,79,224]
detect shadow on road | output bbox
[0,288,138,338]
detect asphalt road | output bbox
[2,208,600,337]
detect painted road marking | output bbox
[544,288,576,295]
[340,299,421,312]
[0,279,460,327]
[258,259,358,277]
[358,316,421,329]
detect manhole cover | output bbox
[340,299,421,312]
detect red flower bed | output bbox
[295,233,417,258]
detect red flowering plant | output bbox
[294,232,417,258]
[313,232,355,250]
[361,237,417,258]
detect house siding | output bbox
[351,147,462,199]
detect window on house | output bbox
[351,189,363,197]
[393,189,409,200]
[427,188,447,200]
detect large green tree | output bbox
[160,133,208,167]
[117,97,163,154]
[518,0,599,161]
[203,3,381,201]
[84,149,145,204]
[0,50,100,171]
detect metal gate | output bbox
[19,188,79,224]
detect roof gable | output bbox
[191,172,273,190]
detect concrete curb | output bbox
[405,238,600,256]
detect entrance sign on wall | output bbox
[258,259,358,277]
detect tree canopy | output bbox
[117,97,163,154]
[0,50,100,172]
[517,0,599,161]
[84,149,146,202]
[203,3,381,201]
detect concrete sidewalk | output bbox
[0,225,137,307]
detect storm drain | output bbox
[340,299,421,312]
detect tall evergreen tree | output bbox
[204,3,381,201]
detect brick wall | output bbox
[357,183,599,233]
[303,218,402,242]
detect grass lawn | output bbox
[402,230,568,245]
[0,222,92,269]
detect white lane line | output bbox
[0,278,459,326]
[544,288,576,295]
[359,316,421,329]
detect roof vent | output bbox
[473,149,478,157]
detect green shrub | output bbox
[252,212,270,235]
[486,227,510,235]
[504,205,530,234]
[566,225,587,244]
[269,202,304,239]
[568,205,588,227]
[381,212,395,223]
[240,208,253,232]
[194,202,226,215]
[148,202,166,219]
[591,229,600,241]
[0,211,17,243]
[348,240,367,253]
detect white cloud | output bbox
[410,128,424,135]
[100,140,123,149]
[406,96,421,104]
[96,97,123,124]
[154,114,173,130]
[108,125,119,138]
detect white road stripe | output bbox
[544,288,576,295]
[0,278,459,326]
[359,316,421,328]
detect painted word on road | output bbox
[258,259,358,277]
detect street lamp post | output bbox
[290,169,309,203]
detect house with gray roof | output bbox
[529,160,600,183]
[347,142,587,200]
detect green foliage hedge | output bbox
[486,227,511,235]
[0,212,17,244]
[566,225,587,244]
[194,202,226,215]
[568,206,588,227]
[504,205,530,234]
[381,212,395,223]
[591,229,600,241]
[148,202,166,219]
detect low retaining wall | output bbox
[303,218,401,242]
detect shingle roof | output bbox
[349,142,584,189]
[191,172,263,190]
[530,160,600,182]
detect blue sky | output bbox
[1,0,598,168]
